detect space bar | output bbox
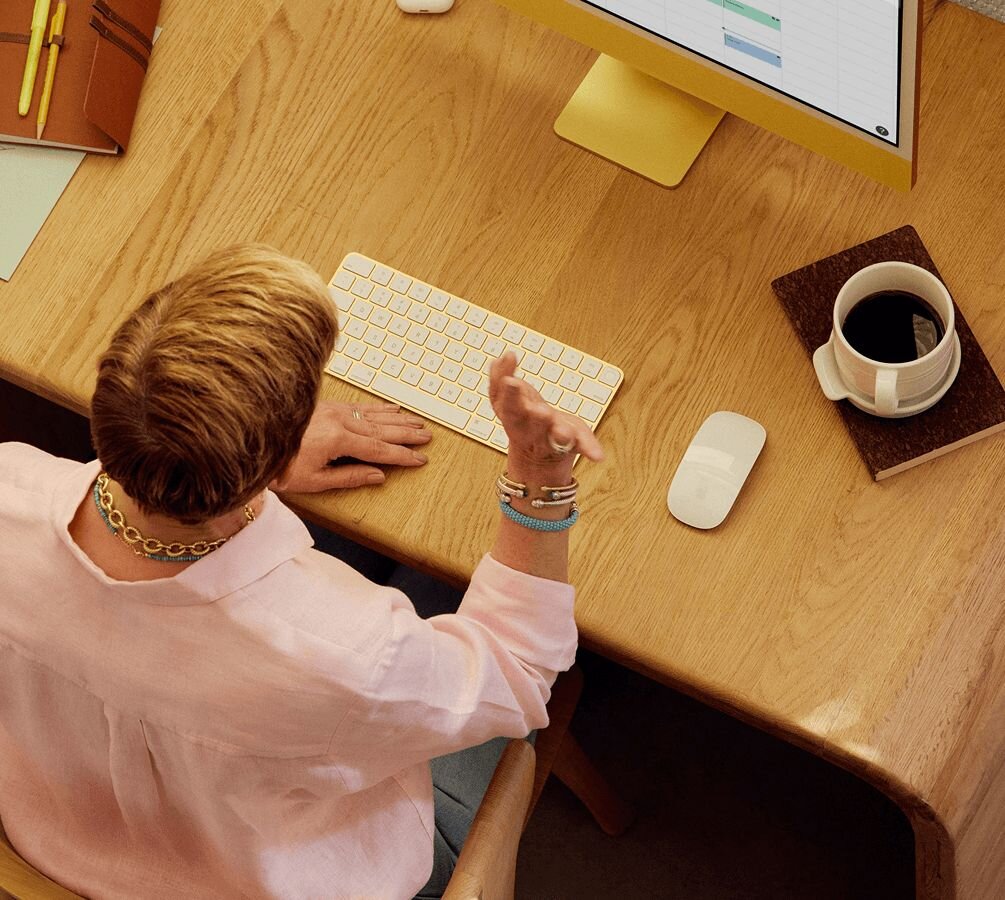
[372,373,472,429]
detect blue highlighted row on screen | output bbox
[724,33,781,68]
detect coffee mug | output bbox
[812,262,960,418]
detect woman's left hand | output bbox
[271,400,431,493]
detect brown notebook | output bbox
[772,226,1005,480]
[0,0,160,154]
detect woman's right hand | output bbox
[488,352,604,481]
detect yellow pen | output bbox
[36,0,66,139]
[18,0,52,117]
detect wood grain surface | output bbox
[1,2,1004,898]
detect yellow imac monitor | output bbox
[495,0,920,190]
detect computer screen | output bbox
[495,0,919,189]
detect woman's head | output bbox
[91,244,337,524]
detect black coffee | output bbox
[841,290,945,364]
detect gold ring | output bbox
[548,436,575,455]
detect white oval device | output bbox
[396,0,454,12]
[667,411,766,530]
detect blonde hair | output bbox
[91,244,337,524]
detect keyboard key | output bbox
[459,370,480,390]
[467,418,493,440]
[579,400,602,422]
[336,333,348,351]
[364,348,385,369]
[484,315,506,336]
[372,373,471,429]
[337,310,349,330]
[477,376,489,397]
[559,370,582,392]
[382,335,405,356]
[401,365,423,386]
[522,354,543,375]
[558,348,582,369]
[540,361,562,383]
[446,320,467,341]
[350,279,373,299]
[389,316,410,337]
[351,297,373,319]
[381,357,404,378]
[464,349,487,371]
[438,383,461,403]
[446,341,467,363]
[390,294,410,314]
[407,303,430,324]
[332,271,354,290]
[402,344,423,365]
[427,312,449,332]
[425,333,448,354]
[348,362,376,385]
[364,326,384,347]
[441,361,462,382]
[525,374,544,392]
[371,287,393,307]
[477,397,496,420]
[522,332,544,353]
[463,330,486,350]
[599,366,620,387]
[428,290,450,310]
[541,340,563,361]
[331,288,353,311]
[503,323,525,343]
[343,254,375,277]
[371,308,392,329]
[483,337,506,357]
[329,356,350,375]
[371,264,394,286]
[541,384,561,404]
[345,319,366,339]
[344,340,366,360]
[447,297,468,319]
[390,273,411,294]
[464,307,488,328]
[581,380,612,404]
[420,374,442,395]
[458,391,479,412]
[408,282,431,302]
[580,357,602,378]
[489,427,509,449]
[406,323,430,345]
[558,392,581,414]
[420,352,442,373]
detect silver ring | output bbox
[548,436,575,455]
[351,408,362,421]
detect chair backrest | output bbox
[0,824,82,900]
[442,739,536,900]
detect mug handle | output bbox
[875,369,899,416]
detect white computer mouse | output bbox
[396,0,454,12]
[667,411,766,530]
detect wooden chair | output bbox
[0,821,80,900]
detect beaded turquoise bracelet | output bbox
[498,499,580,532]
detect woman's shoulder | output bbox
[0,442,86,494]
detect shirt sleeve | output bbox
[330,553,577,790]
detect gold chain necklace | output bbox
[93,472,255,562]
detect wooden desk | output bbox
[1,2,1003,896]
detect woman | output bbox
[0,244,602,898]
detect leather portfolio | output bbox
[0,0,160,153]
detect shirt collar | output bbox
[53,460,314,606]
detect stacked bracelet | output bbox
[495,473,580,531]
[499,499,580,532]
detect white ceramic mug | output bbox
[812,262,959,418]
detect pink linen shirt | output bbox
[0,443,577,899]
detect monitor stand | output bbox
[555,54,725,188]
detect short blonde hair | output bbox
[91,244,337,523]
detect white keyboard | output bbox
[326,253,624,453]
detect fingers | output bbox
[313,464,388,490]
